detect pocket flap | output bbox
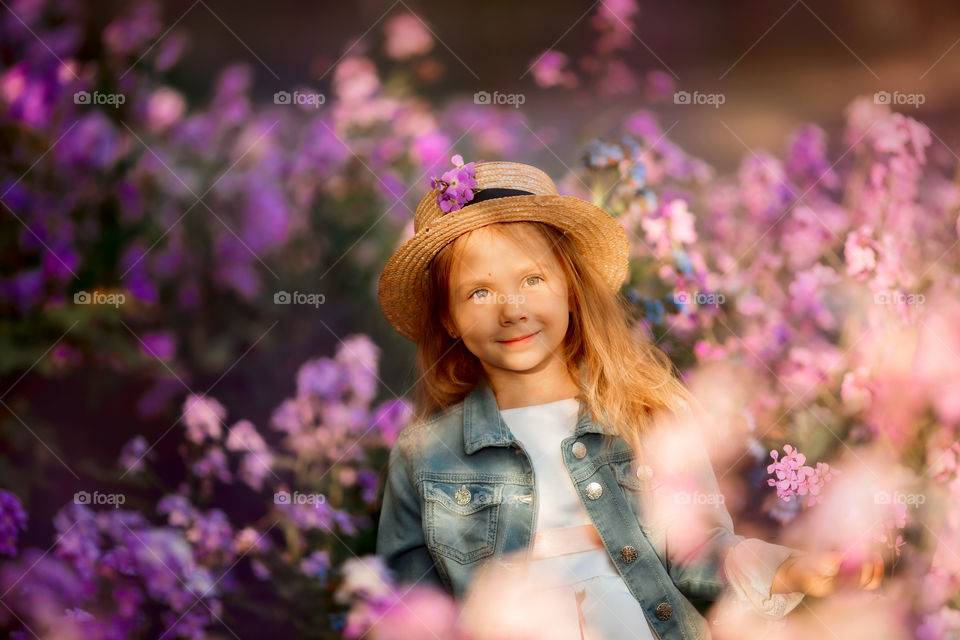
[611,460,661,492]
[422,481,504,516]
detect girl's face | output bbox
[445,225,572,379]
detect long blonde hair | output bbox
[409,220,694,453]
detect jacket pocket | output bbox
[422,480,504,565]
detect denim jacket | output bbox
[376,378,750,640]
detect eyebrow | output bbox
[457,263,544,292]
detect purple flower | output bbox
[429,154,478,213]
[297,357,347,399]
[238,451,274,491]
[158,494,199,528]
[336,334,381,403]
[300,549,331,579]
[140,331,177,361]
[118,435,153,473]
[0,490,28,556]
[269,397,304,435]
[371,399,412,446]
[191,446,231,483]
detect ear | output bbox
[441,318,457,338]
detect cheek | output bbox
[541,294,571,326]
[452,301,487,333]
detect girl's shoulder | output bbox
[394,398,466,448]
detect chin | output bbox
[497,354,549,372]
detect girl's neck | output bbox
[484,361,581,410]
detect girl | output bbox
[376,159,884,639]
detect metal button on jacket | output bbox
[636,464,654,482]
[655,602,673,620]
[454,485,471,506]
[620,545,638,563]
[571,441,587,459]
[585,482,603,500]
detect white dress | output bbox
[499,398,805,640]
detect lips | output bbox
[497,331,538,344]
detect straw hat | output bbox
[377,161,629,342]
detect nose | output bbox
[498,291,527,325]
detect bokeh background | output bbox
[1,0,959,638]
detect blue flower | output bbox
[583,140,624,169]
[671,248,693,276]
[643,299,664,324]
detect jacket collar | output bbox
[463,376,610,455]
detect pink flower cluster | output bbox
[430,154,478,213]
[767,444,837,506]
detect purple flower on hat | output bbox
[430,154,478,213]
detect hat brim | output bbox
[378,194,629,342]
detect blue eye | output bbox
[524,276,543,286]
[469,289,489,300]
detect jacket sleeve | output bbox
[659,425,745,602]
[376,432,447,593]
[722,538,806,618]
[654,422,804,615]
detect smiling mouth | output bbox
[497,331,539,345]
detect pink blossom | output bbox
[841,366,874,414]
[383,13,433,60]
[529,51,577,89]
[145,87,185,133]
[645,70,675,103]
[333,57,379,103]
[182,394,226,444]
[226,420,267,453]
[766,444,837,506]
[845,226,878,279]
